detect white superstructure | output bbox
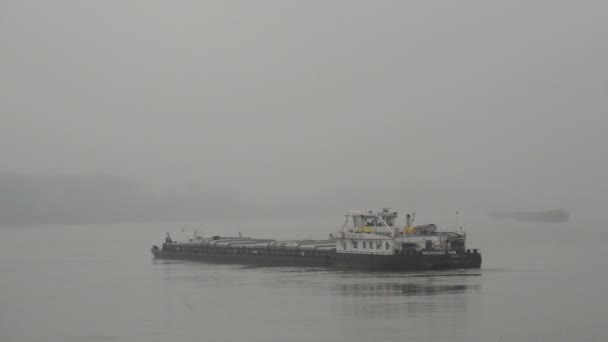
[333,209,467,255]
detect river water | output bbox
[0,217,606,342]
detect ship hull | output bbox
[151,249,481,271]
[331,252,481,270]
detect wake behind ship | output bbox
[151,209,481,271]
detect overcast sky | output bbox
[1,1,607,222]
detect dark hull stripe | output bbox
[151,249,481,271]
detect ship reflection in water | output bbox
[330,272,481,319]
[335,281,479,297]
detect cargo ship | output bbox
[151,209,481,271]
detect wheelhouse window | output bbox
[352,241,358,248]
[362,241,366,249]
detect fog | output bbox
[1,1,607,225]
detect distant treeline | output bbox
[0,173,464,226]
[0,173,255,226]
[4,173,573,227]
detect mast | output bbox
[456,211,465,233]
[376,213,395,237]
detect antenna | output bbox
[456,211,464,232]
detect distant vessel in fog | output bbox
[151,209,482,271]
[488,209,570,223]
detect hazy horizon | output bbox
[0,171,586,226]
